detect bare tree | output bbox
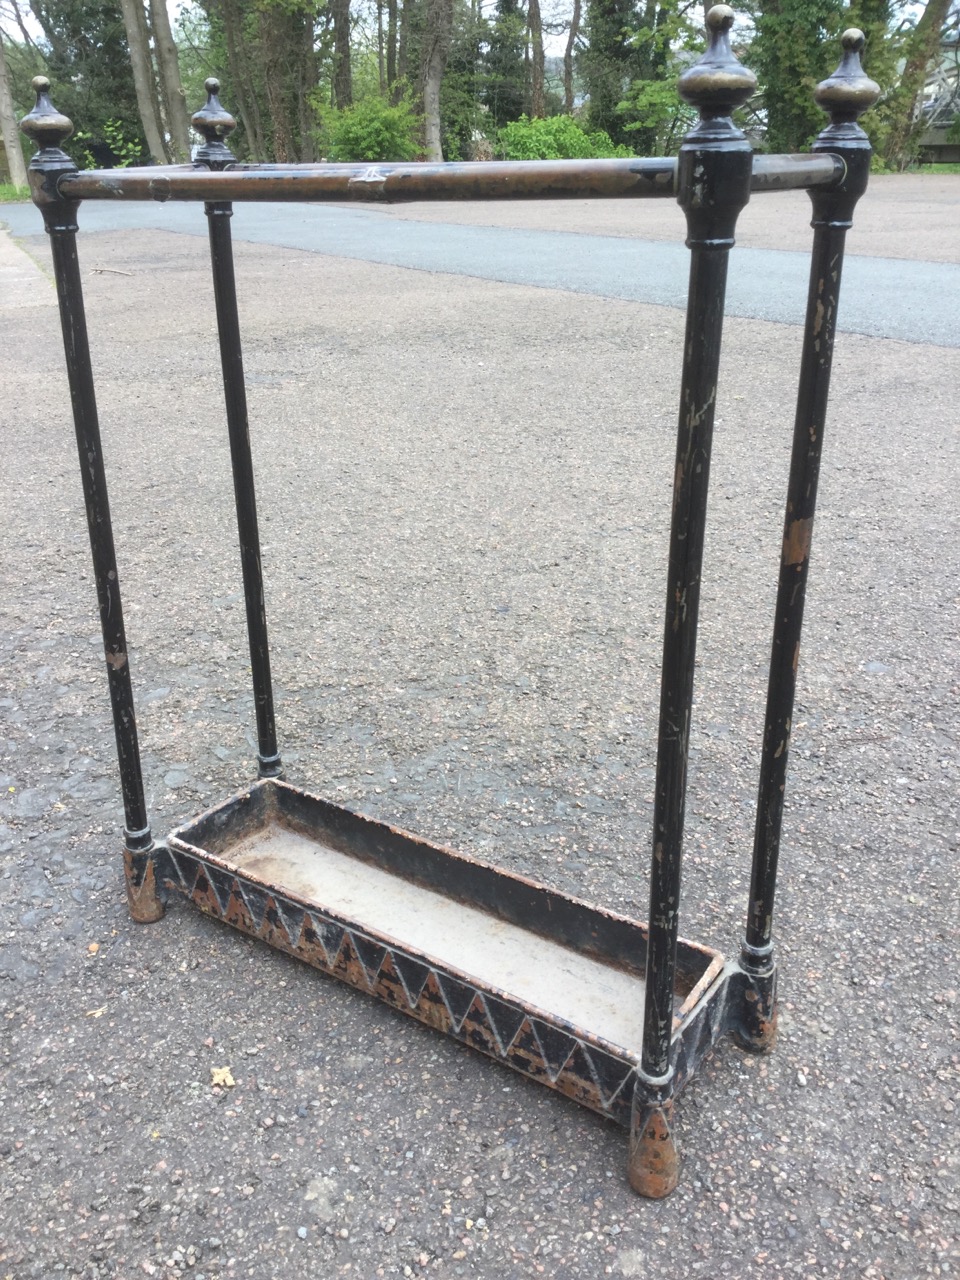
[886,0,954,168]
[420,0,453,160]
[0,29,28,186]
[118,0,167,161]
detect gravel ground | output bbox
[0,197,958,1280]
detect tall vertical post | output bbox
[20,79,163,922]
[193,81,282,779]
[737,33,880,1049]
[629,6,756,1198]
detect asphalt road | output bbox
[3,198,959,347]
[1,183,958,1280]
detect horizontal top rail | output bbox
[55,153,845,206]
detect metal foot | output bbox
[735,948,779,1053]
[628,1097,679,1198]
[737,997,779,1053]
[123,845,166,923]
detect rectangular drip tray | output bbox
[165,779,729,1126]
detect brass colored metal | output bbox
[59,157,680,204]
[677,6,757,116]
[18,75,73,152]
[56,152,845,205]
[814,29,882,123]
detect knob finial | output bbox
[192,78,237,167]
[814,29,881,130]
[677,6,757,120]
[20,76,74,156]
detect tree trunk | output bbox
[331,0,353,108]
[0,33,28,187]
[258,5,296,160]
[148,0,191,160]
[21,0,69,62]
[377,0,386,92]
[398,0,409,83]
[300,14,318,162]
[117,0,168,161]
[528,0,545,117]
[420,0,453,160]
[885,0,952,169]
[387,0,398,87]
[563,0,581,114]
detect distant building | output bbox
[918,34,960,163]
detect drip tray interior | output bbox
[235,820,650,1051]
[167,779,725,1063]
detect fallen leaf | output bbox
[87,943,100,955]
[211,1066,235,1088]
[85,1007,107,1018]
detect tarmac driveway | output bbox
[0,178,957,1279]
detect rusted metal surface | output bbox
[628,1102,679,1199]
[170,779,724,988]
[160,778,734,1129]
[122,848,165,924]
[735,968,780,1053]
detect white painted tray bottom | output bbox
[226,823,651,1055]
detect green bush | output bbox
[620,81,695,157]
[320,95,421,163]
[496,114,634,160]
[75,118,144,169]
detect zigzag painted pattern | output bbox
[161,845,637,1127]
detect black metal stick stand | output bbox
[738,34,881,1053]
[196,79,283,782]
[21,11,879,1197]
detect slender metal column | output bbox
[629,6,755,1198]
[193,81,282,779]
[738,32,880,1048]
[19,78,162,921]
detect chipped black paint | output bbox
[21,11,871,1199]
